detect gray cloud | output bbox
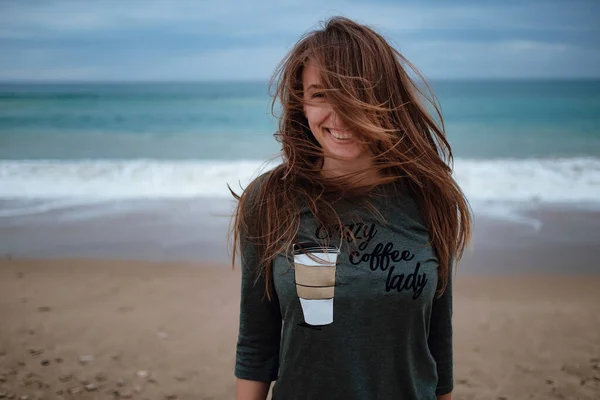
[0,0,598,80]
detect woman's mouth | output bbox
[324,128,353,141]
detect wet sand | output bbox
[1,199,600,274]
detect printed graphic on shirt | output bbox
[292,242,339,326]
[315,221,428,300]
[293,221,430,327]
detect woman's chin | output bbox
[323,147,368,163]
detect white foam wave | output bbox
[454,157,600,203]
[0,159,276,200]
[0,158,599,206]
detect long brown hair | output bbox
[230,16,471,298]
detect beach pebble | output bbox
[67,387,81,395]
[37,307,51,312]
[133,385,142,393]
[94,373,108,382]
[78,354,94,364]
[116,380,126,388]
[28,349,43,357]
[40,360,49,366]
[58,375,72,383]
[54,357,62,364]
[0,375,6,382]
[54,390,63,395]
[0,391,6,398]
[136,370,149,379]
[165,395,178,400]
[147,377,158,384]
[84,383,97,391]
[19,396,28,400]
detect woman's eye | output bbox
[311,92,325,99]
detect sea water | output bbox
[1,80,599,219]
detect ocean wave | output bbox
[1,158,599,204]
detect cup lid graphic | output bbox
[292,241,339,255]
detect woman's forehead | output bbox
[302,59,328,88]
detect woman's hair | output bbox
[230,16,471,298]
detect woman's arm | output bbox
[236,379,270,400]
[234,227,282,396]
[428,262,454,397]
[437,393,452,400]
[234,177,282,398]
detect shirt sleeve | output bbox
[428,261,454,396]
[234,230,283,382]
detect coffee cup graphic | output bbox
[292,242,339,326]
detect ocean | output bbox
[1,80,599,221]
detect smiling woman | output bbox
[231,16,471,400]
[302,61,376,179]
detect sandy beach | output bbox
[1,205,600,399]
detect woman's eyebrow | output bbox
[306,84,324,91]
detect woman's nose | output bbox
[326,111,339,127]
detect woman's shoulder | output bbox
[240,166,293,213]
[243,168,279,202]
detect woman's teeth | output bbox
[326,128,352,140]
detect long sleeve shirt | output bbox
[235,180,453,399]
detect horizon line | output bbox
[1,77,600,85]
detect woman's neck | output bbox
[321,156,380,186]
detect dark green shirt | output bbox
[235,180,453,399]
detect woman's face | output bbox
[302,61,368,163]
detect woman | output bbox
[231,16,471,400]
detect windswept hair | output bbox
[230,17,471,298]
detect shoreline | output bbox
[1,200,600,275]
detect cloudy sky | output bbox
[0,0,598,81]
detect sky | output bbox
[0,0,599,81]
